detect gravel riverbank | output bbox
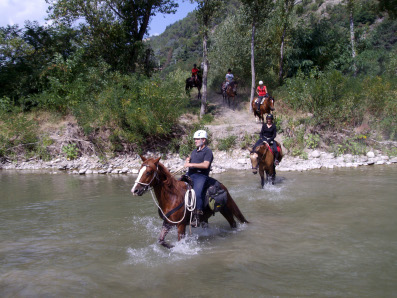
[1,149,396,175]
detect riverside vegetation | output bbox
[1,0,396,172]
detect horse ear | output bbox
[139,155,147,161]
[153,157,161,165]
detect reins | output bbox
[134,165,196,226]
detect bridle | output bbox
[133,164,159,193]
[251,143,269,170]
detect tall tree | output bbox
[194,0,223,117]
[46,0,178,72]
[277,0,294,85]
[240,0,272,111]
[345,0,357,76]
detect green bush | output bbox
[306,133,320,149]
[0,112,39,158]
[62,143,79,160]
[333,135,368,156]
[217,135,237,152]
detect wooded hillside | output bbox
[0,0,396,161]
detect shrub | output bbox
[62,143,79,160]
[0,111,39,158]
[306,133,320,149]
[217,135,237,152]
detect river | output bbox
[1,165,396,297]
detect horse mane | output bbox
[156,162,183,194]
[256,143,269,156]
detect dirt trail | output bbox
[203,91,261,142]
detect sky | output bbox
[0,0,197,36]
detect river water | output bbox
[1,165,396,297]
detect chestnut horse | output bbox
[186,76,202,99]
[252,96,275,123]
[131,156,249,249]
[225,81,238,109]
[249,141,283,187]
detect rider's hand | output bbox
[184,157,191,168]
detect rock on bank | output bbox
[1,150,396,174]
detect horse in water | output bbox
[131,156,249,249]
[249,141,283,187]
[186,76,202,99]
[252,96,275,123]
[224,81,238,109]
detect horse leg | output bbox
[220,206,237,228]
[271,165,276,185]
[158,221,173,249]
[177,224,186,241]
[259,170,265,188]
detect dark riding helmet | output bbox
[266,114,274,120]
[194,64,197,67]
[228,68,231,72]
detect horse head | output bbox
[249,152,259,174]
[249,143,269,174]
[131,155,161,196]
[267,96,275,111]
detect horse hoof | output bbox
[159,240,174,249]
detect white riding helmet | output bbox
[193,130,207,139]
[259,81,263,85]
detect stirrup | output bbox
[191,210,203,228]
[275,160,279,166]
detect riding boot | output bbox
[191,210,203,228]
[274,151,279,166]
[256,101,260,112]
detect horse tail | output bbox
[226,191,249,223]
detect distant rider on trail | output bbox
[191,64,199,84]
[223,68,234,91]
[255,80,268,112]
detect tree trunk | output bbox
[278,27,286,85]
[349,4,357,76]
[249,21,256,113]
[201,31,208,117]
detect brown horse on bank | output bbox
[131,156,249,249]
[252,96,275,123]
[223,81,238,109]
[249,141,283,187]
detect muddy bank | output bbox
[1,149,396,175]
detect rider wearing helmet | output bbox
[184,130,213,227]
[255,80,268,112]
[251,114,280,165]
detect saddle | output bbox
[179,174,194,187]
[204,177,227,213]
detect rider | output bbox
[192,64,199,83]
[251,114,280,165]
[185,130,213,228]
[255,81,268,112]
[224,68,234,91]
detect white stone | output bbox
[381,155,389,161]
[131,169,139,174]
[79,169,86,175]
[376,161,385,165]
[86,170,93,174]
[367,151,375,158]
[238,159,247,164]
[311,150,321,158]
[121,167,129,173]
